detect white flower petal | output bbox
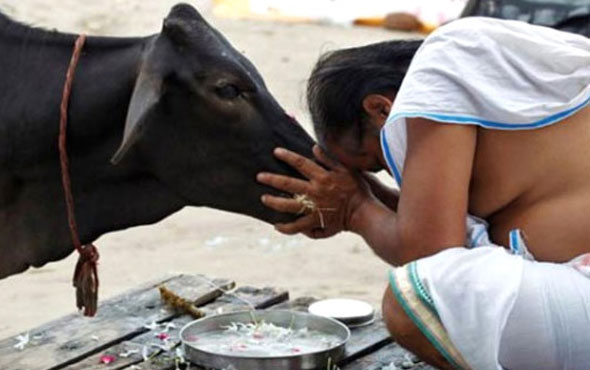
[141,345,150,361]
[13,332,30,350]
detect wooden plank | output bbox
[64,285,289,370]
[343,342,437,370]
[199,286,289,317]
[270,296,318,312]
[340,312,393,366]
[0,274,233,370]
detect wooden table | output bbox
[0,274,436,370]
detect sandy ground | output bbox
[0,0,412,339]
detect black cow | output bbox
[0,3,314,279]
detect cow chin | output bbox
[221,186,301,225]
[243,201,299,225]
[170,182,300,226]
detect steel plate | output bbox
[180,309,350,370]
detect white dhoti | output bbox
[390,247,590,370]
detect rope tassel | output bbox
[73,244,99,316]
[59,34,100,317]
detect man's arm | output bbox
[350,118,476,265]
[363,173,400,211]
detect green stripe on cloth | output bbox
[408,262,438,318]
[388,267,471,370]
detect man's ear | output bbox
[362,94,393,122]
[111,45,165,165]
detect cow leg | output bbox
[382,286,453,370]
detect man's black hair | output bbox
[307,39,423,146]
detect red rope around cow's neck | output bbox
[59,34,100,317]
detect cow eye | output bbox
[216,84,241,99]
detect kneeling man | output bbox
[258,17,590,370]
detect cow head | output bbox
[111,3,314,223]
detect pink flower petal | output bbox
[156,333,170,341]
[99,354,116,364]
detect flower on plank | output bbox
[141,345,150,361]
[151,341,174,352]
[143,321,160,331]
[174,347,186,370]
[163,322,176,332]
[175,347,186,363]
[99,354,116,364]
[119,349,139,358]
[13,333,29,351]
[155,332,170,341]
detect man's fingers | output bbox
[274,147,326,179]
[302,230,317,239]
[257,173,308,194]
[303,229,330,239]
[261,195,305,214]
[313,145,341,170]
[275,214,319,235]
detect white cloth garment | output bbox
[413,246,590,370]
[498,255,590,370]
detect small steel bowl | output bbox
[308,299,375,328]
[180,309,350,370]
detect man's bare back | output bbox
[470,105,590,262]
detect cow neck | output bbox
[58,34,100,317]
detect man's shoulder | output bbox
[428,16,589,46]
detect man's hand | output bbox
[257,145,372,239]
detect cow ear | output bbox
[163,3,203,46]
[110,66,162,165]
[162,18,191,46]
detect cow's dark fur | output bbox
[0,4,314,278]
